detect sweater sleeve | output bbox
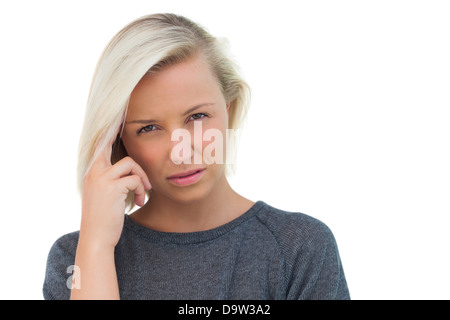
[285,219,350,300]
[43,232,79,300]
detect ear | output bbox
[226,103,230,116]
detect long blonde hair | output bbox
[77,13,251,209]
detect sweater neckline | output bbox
[123,200,266,245]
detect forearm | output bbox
[70,236,120,300]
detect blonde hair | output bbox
[77,13,251,209]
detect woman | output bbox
[43,13,350,300]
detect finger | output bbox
[119,175,147,207]
[93,129,121,170]
[108,157,152,190]
[101,141,113,167]
[91,141,113,171]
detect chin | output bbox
[153,185,207,205]
[172,173,222,203]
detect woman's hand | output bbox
[71,138,151,299]
[80,138,152,249]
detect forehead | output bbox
[127,56,224,118]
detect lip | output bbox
[167,168,206,186]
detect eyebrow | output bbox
[125,103,215,124]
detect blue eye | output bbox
[188,113,208,121]
[137,124,157,134]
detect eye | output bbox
[188,113,209,122]
[137,124,157,134]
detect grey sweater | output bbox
[43,200,350,300]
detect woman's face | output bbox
[121,55,229,203]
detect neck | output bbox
[130,173,254,233]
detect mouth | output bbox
[167,168,206,179]
[167,168,206,186]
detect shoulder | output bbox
[43,231,79,300]
[254,201,336,252]
[47,231,80,260]
[253,201,350,299]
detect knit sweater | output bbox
[43,200,350,300]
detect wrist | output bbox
[72,232,120,300]
[77,230,116,254]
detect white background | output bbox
[0,0,449,300]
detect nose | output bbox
[169,125,203,165]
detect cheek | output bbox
[201,118,228,164]
[203,111,228,137]
[135,147,158,170]
[123,139,164,174]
